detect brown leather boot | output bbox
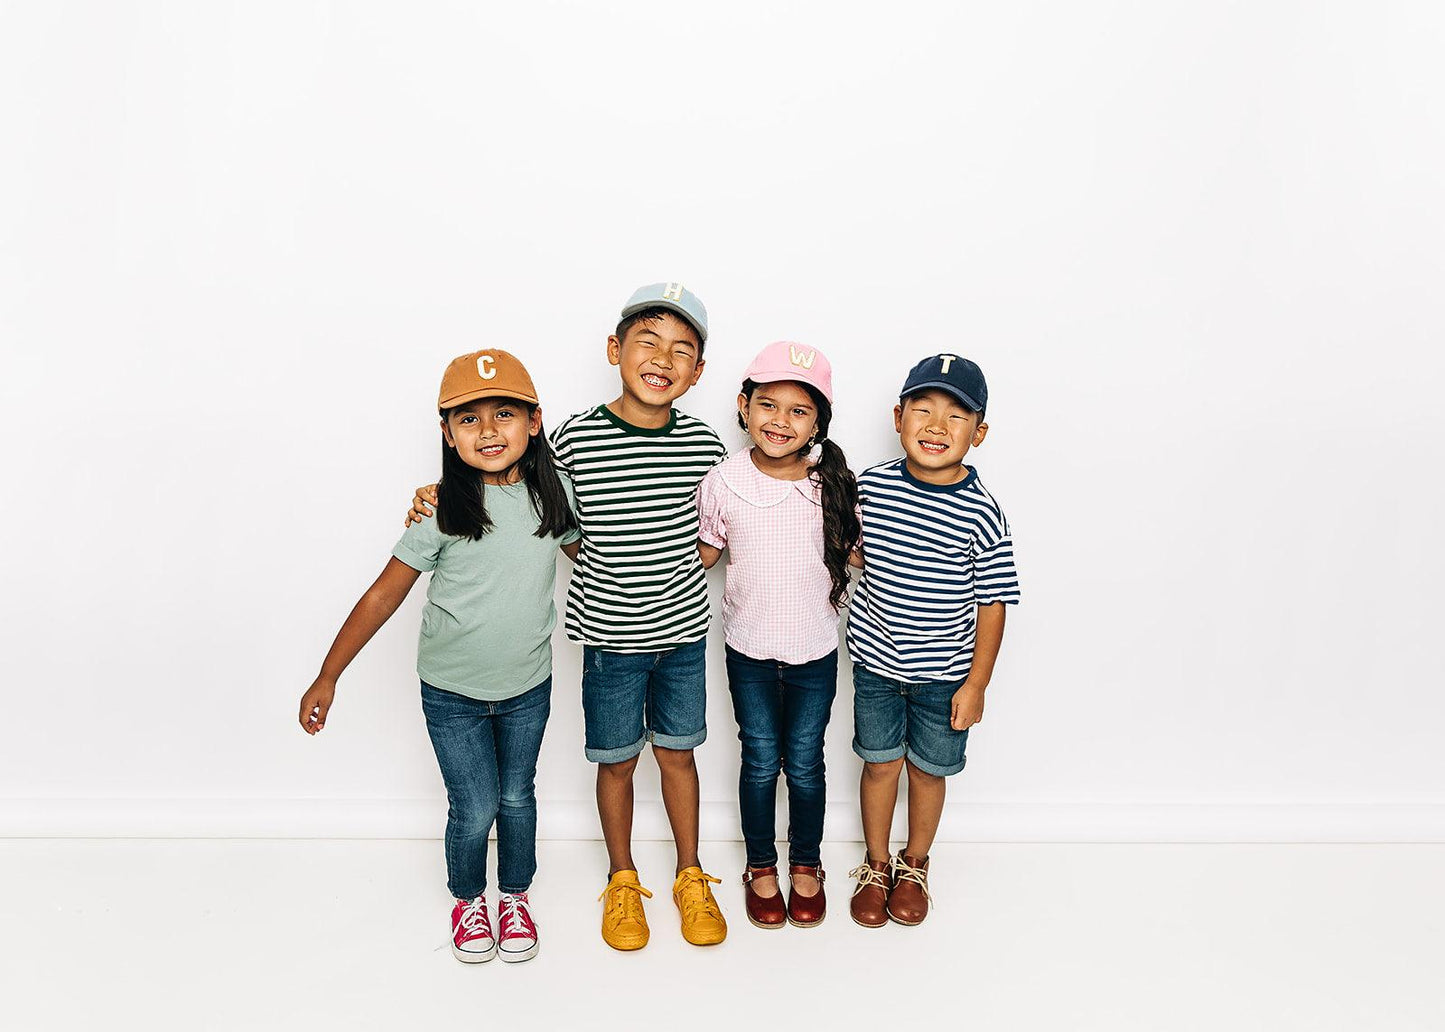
[847,855,891,928]
[786,864,826,928]
[742,866,786,929]
[886,852,931,926]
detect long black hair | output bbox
[738,378,861,608]
[435,400,578,542]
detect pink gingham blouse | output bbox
[695,448,841,664]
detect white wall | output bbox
[3,1,1442,841]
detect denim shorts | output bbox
[581,637,707,763]
[851,662,969,776]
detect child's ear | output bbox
[529,407,543,437]
[688,357,705,385]
[973,422,989,446]
[440,417,456,448]
[606,334,623,367]
[893,404,904,433]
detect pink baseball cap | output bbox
[741,340,834,404]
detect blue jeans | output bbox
[420,678,551,898]
[581,637,708,763]
[851,663,968,776]
[724,646,838,868]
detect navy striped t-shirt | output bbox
[846,459,1021,683]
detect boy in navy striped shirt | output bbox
[845,354,1021,928]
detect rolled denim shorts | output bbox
[851,662,968,776]
[581,637,707,763]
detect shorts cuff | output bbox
[904,748,966,777]
[853,741,906,764]
[650,728,706,752]
[586,735,648,764]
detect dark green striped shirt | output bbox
[551,405,727,651]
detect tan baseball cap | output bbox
[438,349,539,410]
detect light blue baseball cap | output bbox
[619,282,709,342]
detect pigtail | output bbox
[809,435,861,609]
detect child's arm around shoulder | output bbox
[298,556,423,735]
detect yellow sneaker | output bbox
[672,866,727,946]
[599,870,652,951]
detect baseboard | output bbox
[3,798,1444,842]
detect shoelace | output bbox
[497,893,534,938]
[847,862,890,896]
[890,855,932,902]
[598,879,653,922]
[457,897,492,937]
[675,871,723,920]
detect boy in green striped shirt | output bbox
[409,283,729,951]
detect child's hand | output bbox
[950,683,985,731]
[405,484,439,527]
[299,678,336,734]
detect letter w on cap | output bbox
[789,345,816,369]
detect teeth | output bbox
[642,374,671,388]
[920,442,947,453]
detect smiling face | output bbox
[894,388,988,484]
[607,312,705,415]
[441,397,542,485]
[739,380,820,464]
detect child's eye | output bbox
[459,415,476,424]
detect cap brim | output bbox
[619,300,708,342]
[901,380,983,412]
[744,370,833,404]
[439,387,539,410]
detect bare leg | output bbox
[596,755,640,876]
[903,759,945,858]
[653,746,702,873]
[859,758,904,861]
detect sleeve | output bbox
[972,505,1021,606]
[393,513,444,573]
[695,467,728,549]
[560,473,582,546]
[549,421,573,478]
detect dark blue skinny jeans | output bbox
[724,646,838,868]
[420,678,551,899]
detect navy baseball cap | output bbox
[620,282,709,342]
[900,353,988,413]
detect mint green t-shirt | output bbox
[391,479,580,701]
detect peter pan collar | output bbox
[717,447,822,509]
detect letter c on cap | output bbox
[477,355,497,380]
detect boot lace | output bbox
[890,854,932,902]
[848,862,890,896]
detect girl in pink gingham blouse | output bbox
[695,341,861,929]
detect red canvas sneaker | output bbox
[496,892,539,963]
[451,896,497,963]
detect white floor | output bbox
[3,839,1442,1031]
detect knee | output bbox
[740,749,782,784]
[448,796,498,832]
[863,758,904,782]
[904,758,942,786]
[498,782,536,813]
[652,746,696,773]
[599,755,640,780]
[783,751,825,787]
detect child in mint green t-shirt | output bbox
[297,348,578,966]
